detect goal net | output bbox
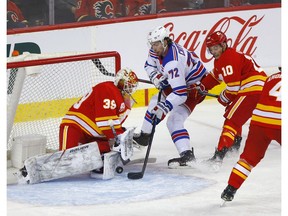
[7,51,121,155]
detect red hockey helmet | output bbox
[206,31,227,48]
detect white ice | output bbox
[6,99,283,216]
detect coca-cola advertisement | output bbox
[7,4,281,81]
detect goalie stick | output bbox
[127,89,162,180]
[92,58,152,84]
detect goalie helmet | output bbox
[147,26,169,46]
[206,31,227,48]
[114,68,139,95]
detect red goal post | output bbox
[7,51,121,154]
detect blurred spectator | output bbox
[75,0,166,20]
[75,0,121,21]
[249,0,280,4]
[123,0,166,16]
[229,0,251,6]
[13,0,48,26]
[202,0,224,8]
[165,0,203,12]
[229,0,280,7]
[7,0,28,29]
[49,0,77,24]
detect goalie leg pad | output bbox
[102,151,122,180]
[23,142,103,184]
[112,127,135,161]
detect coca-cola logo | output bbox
[164,14,264,63]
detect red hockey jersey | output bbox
[124,0,166,16]
[7,1,26,22]
[60,81,130,140]
[203,48,267,101]
[75,0,120,21]
[250,72,281,129]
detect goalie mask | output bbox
[114,68,138,94]
[114,68,139,108]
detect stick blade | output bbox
[127,172,143,180]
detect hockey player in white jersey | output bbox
[133,26,208,168]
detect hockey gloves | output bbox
[218,90,233,106]
[149,71,169,90]
[151,101,172,124]
[190,82,207,102]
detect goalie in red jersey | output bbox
[16,68,139,184]
[199,31,267,163]
[221,70,281,202]
[59,67,139,153]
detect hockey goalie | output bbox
[15,67,139,184]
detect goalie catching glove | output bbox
[151,101,172,124]
[109,127,135,161]
[149,70,169,90]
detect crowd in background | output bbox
[7,0,281,29]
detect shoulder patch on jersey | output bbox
[119,102,125,112]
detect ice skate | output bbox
[203,147,228,171]
[229,135,242,152]
[168,148,196,168]
[221,184,237,202]
[133,131,150,147]
[208,146,228,162]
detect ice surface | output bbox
[7,100,282,216]
[7,172,215,206]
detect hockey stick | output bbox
[108,119,157,167]
[129,157,157,165]
[92,58,152,84]
[127,89,162,180]
[198,90,219,98]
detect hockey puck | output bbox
[116,166,123,174]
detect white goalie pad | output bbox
[102,151,121,180]
[112,127,135,161]
[21,142,103,184]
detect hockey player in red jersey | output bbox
[200,31,267,163]
[16,68,139,184]
[59,67,139,153]
[221,71,281,202]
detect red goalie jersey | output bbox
[59,81,130,151]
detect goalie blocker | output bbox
[15,128,135,184]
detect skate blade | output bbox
[168,161,196,169]
[199,160,222,172]
[220,200,226,207]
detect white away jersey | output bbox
[144,42,207,108]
